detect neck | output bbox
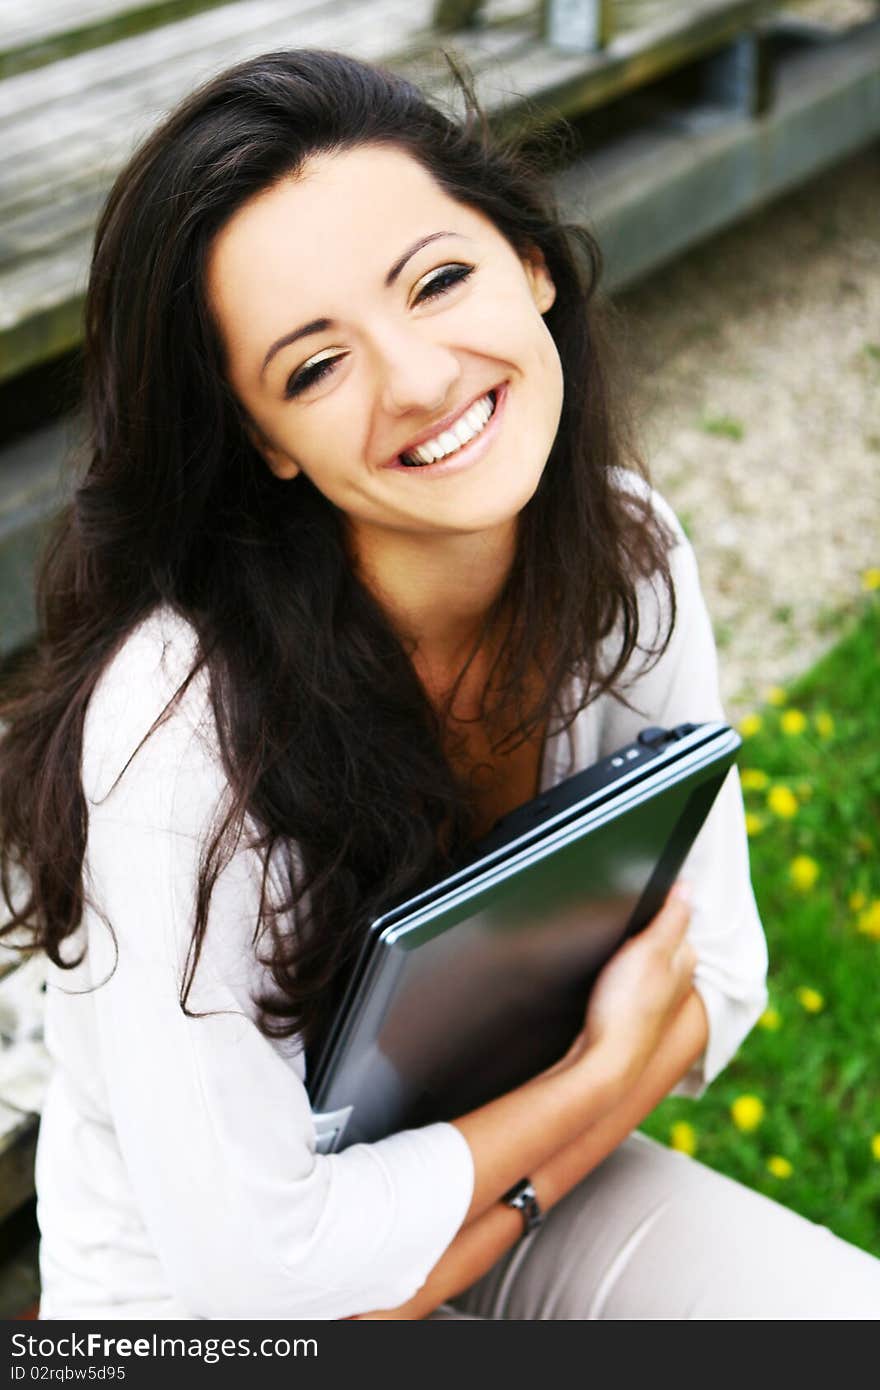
[349,519,517,687]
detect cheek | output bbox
[289,407,375,507]
[523,319,564,426]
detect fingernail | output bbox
[671,881,693,906]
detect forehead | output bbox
[207,144,490,339]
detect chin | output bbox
[453,478,545,535]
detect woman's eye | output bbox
[285,353,346,399]
[413,263,475,305]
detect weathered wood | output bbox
[0,2,766,214]
[0,955,49,1224]
[0,0,446,379]
[444,0,777,131]
[0,1114,38,1226]
[699,26,775,116]
[432,0,487,33]
[0,0,824,385]
[544,0,616,52]
[0,420,74,652]
[557,15,880,288]
[0,0,243,80]
[0,0,532,379]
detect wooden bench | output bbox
[0,0,245,80]
[0,0,779,385]
[3,0,880,389]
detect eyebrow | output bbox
[259,230,467,379]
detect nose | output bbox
[374,322,461,419]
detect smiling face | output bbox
[207,142,563,567]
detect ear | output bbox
[246,420,301,481]
[522,245,556,315]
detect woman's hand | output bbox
[570,883,697,1088]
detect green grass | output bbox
[639,592,880,1258]
[700,414,745,441]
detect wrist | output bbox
[501,1177,544,1236]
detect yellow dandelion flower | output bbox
[861,568,880,592]
[766,1155,794,1180]
[669,1122,698,1156]
[789,855,820,892]
[849,890,867,912]
[758,1007,781,1031]
[857,901,880,941]
[765,686,786,707]
[796,986,824,1014]
[738,713,763,738]
[730,1095,764,1132]
[780,709,807,735]
[767,785,798,819]
[740,768,769,792]
[814,712,834,739]
[745,812,765,837]
[871,1134,880,1162]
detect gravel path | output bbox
[616,144,880,718]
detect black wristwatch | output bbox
[501,1178,544,1236]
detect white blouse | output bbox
[35,483,768,1320]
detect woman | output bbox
[2,49,878,1321]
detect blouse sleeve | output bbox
[78,610,474,1320]
[597,482,769,1097]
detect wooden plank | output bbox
[0,236,91,380]
[0,189,106,271]
[0,1,755,188]
[0,1114,37,1225]
[0,0,777,382]
[698,27,775,116]
[0,421,73,656]
[432,0,486,31]
[545,0,616,51]
[420,0,776,131]
[0,0,244,81]
[0,957,49,1224]
[0,0,386,124]
[0,0,448,378]
[556,14,880,287]
[0,1,765,208]
[0,0,443,185]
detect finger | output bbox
[667,880,693,910]
[650,886,692,943]
[673,939,698,978]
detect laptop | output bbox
[308,720,740,1153]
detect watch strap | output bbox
[501,1177,544,1235]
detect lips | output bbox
[386,384,505,468]
[383,381,508,479]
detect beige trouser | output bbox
[430,1131,880,1319]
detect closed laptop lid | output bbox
[310,722,739,1150]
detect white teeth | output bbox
[452,418,472,447]
[402,392,496,466]
[437,429,460,454]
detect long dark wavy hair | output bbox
[0,49,675,1052]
